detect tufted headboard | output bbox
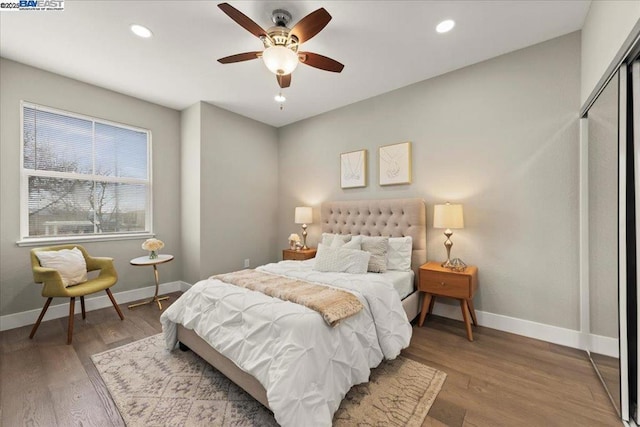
[320,198,427,285]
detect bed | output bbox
[161,198,426,426]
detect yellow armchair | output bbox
[30,244,124,344]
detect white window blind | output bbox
[21,102,151,240]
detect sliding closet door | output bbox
[588,69,622,415]
[632,59,640,424]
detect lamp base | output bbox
[441,229,454,268]
[301,224,308,250]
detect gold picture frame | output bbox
[340,149,367,188]
[379,141,412,185]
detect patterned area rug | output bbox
[91,334,446,426]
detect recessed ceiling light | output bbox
[274,94,286,103]
[436,19,455,34]
[130,24,153,38]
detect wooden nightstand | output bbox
[418,261,478,341]
[282,248,317,261]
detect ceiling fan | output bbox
[217,2,344,89]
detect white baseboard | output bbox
[0,281,190,332]
[431,303,618,357]
[589,333,620,358]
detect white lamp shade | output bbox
[433,203,464,229]
[295,206,313,224]
[262,46,299,75]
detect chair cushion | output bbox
[35,247,88,287]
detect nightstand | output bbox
[282,248,317,261]
[418,261,478,341]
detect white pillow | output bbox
[35,247,88,287]
[321,233,351,246]
[313,243,371,274]
[361,236,389,273]
[387,236,413,271]
[330,235,363,250]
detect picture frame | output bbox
[379,141,412,186]
[340,149,367,189]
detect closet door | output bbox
[632,59,640,424]
[588,69,622,416]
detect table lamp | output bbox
[294,207,313,250]
[433,202,464,268]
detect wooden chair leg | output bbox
[80,296,86,320]
[67,297,75,345]
[29,297,53,339]
[106,289,125,320]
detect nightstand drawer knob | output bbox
[440,282,446,286]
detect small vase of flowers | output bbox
[142,238,164,259]
[288,233,300,250]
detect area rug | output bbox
[91,334,446,426]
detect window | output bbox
[20,102,152,241]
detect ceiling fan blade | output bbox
[299,52,344,73]
[217,51,261,64]
[218,3,267,39]
[290,8,331,44]
[277,74,291,88]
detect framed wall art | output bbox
[340,149,367,188]
[379,141,412,186]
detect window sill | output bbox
[16,233,155,247]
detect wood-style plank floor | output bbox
[0,292,622,426]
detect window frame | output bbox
[17,101,154,246]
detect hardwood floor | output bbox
[0,293,622,426]
[408,317,622,426]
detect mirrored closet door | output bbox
[586,54,640,422]
[588,68,622,416]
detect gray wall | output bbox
[181,101,279,281]
[581,1,640,104]
[180,103,202,284]
[0,58,182,315]
[277,32,581,330]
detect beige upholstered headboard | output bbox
[320,198,427,286]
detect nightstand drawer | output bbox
[420,271,471,298]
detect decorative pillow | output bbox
[321,233,351,246]
[330,235,363,250]
[35,247,88,287]
[313,243,371,274]
[361,236,389,273]
[387,236,413,271]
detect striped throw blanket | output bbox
[212,269,363,327]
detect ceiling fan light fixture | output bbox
[436,19,455,33]
[274,93,286,103]
[262,46,299,75]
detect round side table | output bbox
[128,254,174,310]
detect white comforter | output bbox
[161,260,412,427]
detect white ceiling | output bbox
[0,1,590,127]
